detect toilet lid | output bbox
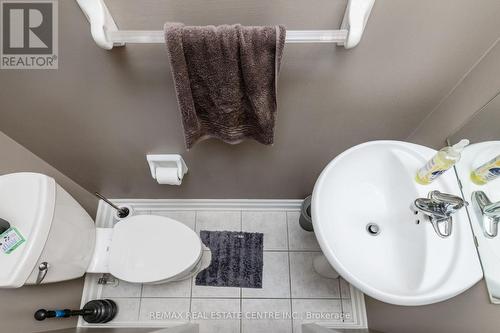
[109,215,202,283]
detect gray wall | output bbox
[0,131,97,216]
[0,131,97,333]
[377,18,500,333]
[449,91,500,145]
[1,1,500,333]
[409,38,500,147]
[366,281,500,333]
[1,0,500,200]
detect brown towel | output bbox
[164,23,286,149]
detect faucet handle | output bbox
[472,191,500,217]
[484,201,500,219]
[413,191,466,238]
[428,190,467,215]
[472,191,500,238]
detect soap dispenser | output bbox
[470,154,500,185]
[415,139,469,185]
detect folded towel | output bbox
[164,23,286,149]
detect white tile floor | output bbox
[82,203,365,333]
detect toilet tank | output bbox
[0,173,96,288]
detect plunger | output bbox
[94,192,130,218]
[34,299,117,324]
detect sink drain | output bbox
[366,223,380,236]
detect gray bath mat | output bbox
[195,231,264,288]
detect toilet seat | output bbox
[108,215,202,284]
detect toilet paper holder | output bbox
[147,154,188,184]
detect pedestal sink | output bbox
[312,141,482,306]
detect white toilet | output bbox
[0,173,205,288]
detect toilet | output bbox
[87,215,203,284]
[0,172,205,288]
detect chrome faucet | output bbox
[471,191,500,238]
[412,190,467,238]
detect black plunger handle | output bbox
[34,308,94,321]
[94,192,130,218]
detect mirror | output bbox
[449,91,500,304]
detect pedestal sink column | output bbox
[313,254,339,279]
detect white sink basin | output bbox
[312,141,482,305]
[458,141,500,300]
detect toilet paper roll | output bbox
[155,168,182,185]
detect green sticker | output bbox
[0,227,25,254]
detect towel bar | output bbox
[76,0,375,50]
[106,30,350,44]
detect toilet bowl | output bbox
[0,172,206,288]
[87,215,203,284]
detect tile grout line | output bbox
[264,249,322,253]
[136,208,150,320]
[189,211,198,317]
[137,284,144,321]
[137,214,161,316]
[339,278,345,323]
[111,296,344,300]
[240,209,243,333]
[285,211,295,333]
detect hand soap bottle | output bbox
[470,155,500,185]
[415,139,469,185]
